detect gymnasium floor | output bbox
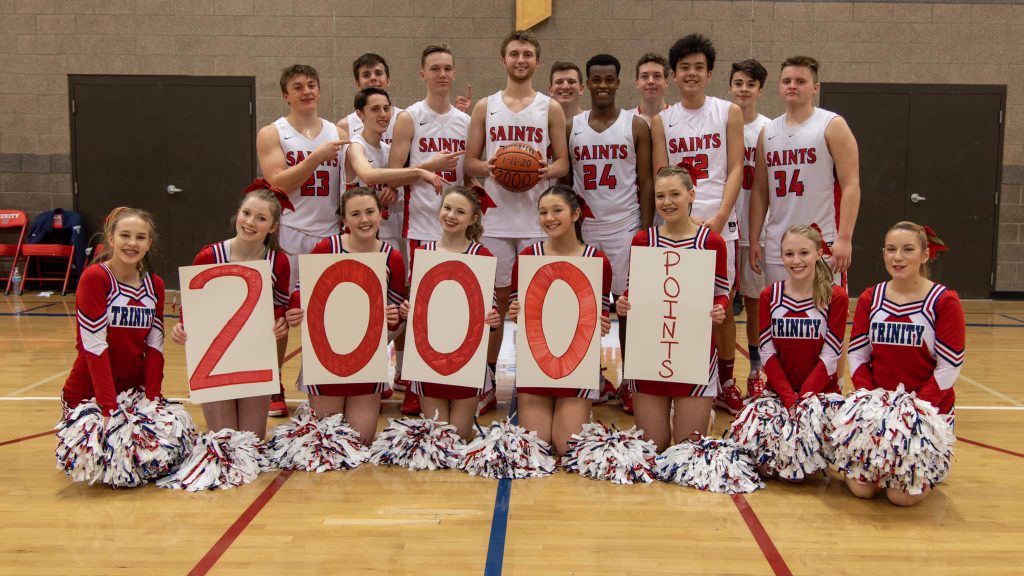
[1,292,1022,575]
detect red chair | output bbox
[0,210,27,295]
[20,243,75,296]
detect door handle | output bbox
[167,184,183,195]
[910,193,926,203]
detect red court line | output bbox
[283,347,301,363]
[730,493,793,576]
[0,430,52,447]
[957,436,1024,459]
[735,344,750,358]
[188,469,294,576]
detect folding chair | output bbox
[0,210,27,295]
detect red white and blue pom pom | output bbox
[830,386,955,495]
[562,422,657,484]
[728,393,787,471]
[157,429,270,491]
[267,411,368,472]
[459,419,555,479]
[772,393,839,480]
[654,436,764,493]
[293,401,311,420]
[55,390,197,488]
[369,417,465,471]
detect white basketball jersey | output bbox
[737,113,771,247]
[570,109,639,226]
[403,100,470,241]
[482,91,551,238]
[350,134,401,240]
[659,96,737,240]
[761,108,840,264]
[346,105,402,145]
[274,117,342,237]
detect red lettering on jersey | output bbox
[767,147,818,168]
[489,125,544,144]
[573,144,630,161]
[418,137,468,154]
[667,133,722,155]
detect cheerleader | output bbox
[286,186,406,444]
[62,206,165,421]
[397,186,502,440]
[845,221,964,506]
[170,181,292,439]
[616,166,728,452]
[759,224,848,409]
[507,185,613,456]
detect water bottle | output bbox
[11,266,22,294]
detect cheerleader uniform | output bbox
[758,282,849,408]
[288,236,406,396]
[626,225,729,397]
[190,241,291,320]
[510,242,613,400]
[62,263,165,416]
[848,282,965,420]
[408,241,499,400]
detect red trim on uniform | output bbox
[0,430,52,447]
[957,436,1024,459]
[730,494,794,576]
[189,469,294,576]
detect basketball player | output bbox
[564,53,653,410]
[256,64,346,417]
[729,58,771,399]
[633,53,670,125]
[388,44,472,414]
[466,29,570,395]
[550,61,585,120]
[651,34,746,415]
[748,56,861,288]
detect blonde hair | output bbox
[235,189,283,253]
[782,224,833,310]
[95,206,158,273]
[440,186,484,242]
[885,220,936,279]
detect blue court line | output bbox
[999,313,1024,324]
[483,393,517,576]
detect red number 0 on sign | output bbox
[189,265,273,391]
[412,261,485,376]
[523,261,597,379]
[307,259,385,377]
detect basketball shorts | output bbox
[481,235,546,288]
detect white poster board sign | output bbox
[515,255,602,391]
[623,247,714,384]
[299,252,389,386]
[402,250,497,389]
[179,260,279,404]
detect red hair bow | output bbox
[243,178,295,212]
[675,159,700,184]
[923,225,948,260]
[471,185,498,215]
[576,194,596,222]
[809,223,833,256]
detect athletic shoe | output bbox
[392,373,408,392]
[617,382,634,415]
[714,380,744,415]
[746,371,766,400]
[381,387,394,400]
[595,377,616,404]
[477,391,497,416]
[400,391,420,416]
[268,394,288,417]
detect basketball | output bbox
[493,143,543,193]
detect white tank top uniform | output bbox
[274,117,343,238]
[482,91,551,239]
[737,113,771,248]
[403,100,470,242]
[761,108,840,265]
[570,109,640,234]
[658,96,738,241]
[350,134,401,240]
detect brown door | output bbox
[70,75,256,288]
[821,83,1004,298]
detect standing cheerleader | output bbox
[507,185,612,456]
[286,186,405,444]
[759,225,848,409]
[844,221,964,506]
[616,166,728,452]
[398,186,502,440]
[171,181,292,439]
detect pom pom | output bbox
[562,422,657,484]
[55,402,106,484]
[727,393,787,470]
[267,411,368,472]
[654,436,764,494]
[459,419,555,479]
[369,417,465,471]
[293,401,312,421]
[157,429,270,491]
[830,386,955,495]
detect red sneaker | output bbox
[595,377,616,404]
[714,380,744,415]
[268,394,288,417]
[617,382,633,415]
[381,387,394,400]
[400,390,421,416]
[476,391,497,416]
[392,373,409,392]
[745,371,766,400]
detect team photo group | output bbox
[56,30,964,506]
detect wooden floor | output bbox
[1,292,1023,575]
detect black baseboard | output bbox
[992,291,1024,300]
